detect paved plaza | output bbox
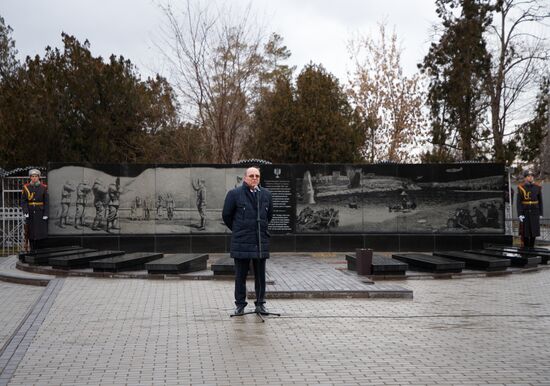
[1,255,550,385]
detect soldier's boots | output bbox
[60,217,66,228]
[199,218,206,230]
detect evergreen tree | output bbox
[419,0,494,161]
[0,34,188,166]
[246,64,364,163]
[0,15,19,80]
[514,77,549,166]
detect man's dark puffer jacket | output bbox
[222,184,273,259]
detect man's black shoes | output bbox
[255,304,267,314]
[234,305,246,315]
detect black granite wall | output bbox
[45,162,509,252]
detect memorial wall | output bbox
[46,163,510,252]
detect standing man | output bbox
[192,178,207,230]
[222,167,273,315]
[21,169,48,251]
[517,170,544,248]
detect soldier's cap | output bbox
[29,169,41,177]
[523,170,535,177]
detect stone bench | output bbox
[49,250,126,269]
[25,248,97,265]
[484,245,549,264]
[90,252,163,272]
[392,253,465,273]
[18,245,82,261]
[210,257,261,277]
[211,256,235,276]
[345,254,408,276]
[146,254,208,274]
[433,251,510,271]
[466,249,541,268]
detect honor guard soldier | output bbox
[21,169,49,250]
[517,170,544,248]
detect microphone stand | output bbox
[230,185,280,322]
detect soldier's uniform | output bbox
[517,171,544,248]
[21,169,49,250]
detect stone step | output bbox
[50,251,126,269]
[18,245,82,261]
[90,252,164,272]
[146,254,208,274]
[345,254,408,275]
[433,251,510,271]
[484,245,549,264]
[26,248,97,265]
[392,253,464,273]
[466,249,541,267]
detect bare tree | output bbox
[486,0,550,162]
[539,92,550,179]
[157,1,287,163]
[347,24,428,162]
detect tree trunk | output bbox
[541,114,550,179]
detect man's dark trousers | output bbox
[234,258,266,307]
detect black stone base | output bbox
[43,234,513,253]
[345,254,408,275]
[466,249,542,267]
[90,252,164,272]
[392,253,465,273]
[433,251,510,271]
[145,254,208,274]
[485,245,550,265]
[50,250,125,269]
[25,248,97,265]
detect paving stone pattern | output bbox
[2,270,550,385]
[265,255,409,296]
[0,280,43,351]
[0,279,63,386]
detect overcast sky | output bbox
[1,0,439,82]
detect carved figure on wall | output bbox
[74,180,91,229]
[59,181,75,228]
[156,195,164,219]
[447,208,473,229]
[485,202,500,228]
[388,191,417,212]
[91,179,109,231]
[106,177,121,231]
[192,178,207,230]
[131,196,145,221]
[302,171,316,204]
[297,207,339,230]
[166,193,175,220]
